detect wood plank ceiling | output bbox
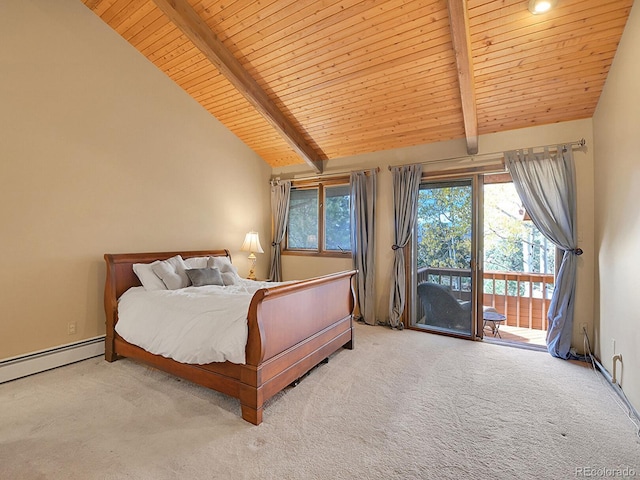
[82,0,633,170]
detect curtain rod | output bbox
[272,166,380,184]
[386,138,587,171]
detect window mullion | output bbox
[318,183,325,253]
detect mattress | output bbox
[115,279,277,365]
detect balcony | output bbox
[416,267,553,344]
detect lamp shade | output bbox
[241,231,264,254]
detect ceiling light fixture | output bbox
[528,0,557,14]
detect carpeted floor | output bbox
[1,323,638,479]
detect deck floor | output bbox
[483,324,547,347]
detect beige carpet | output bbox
[1,323,638,480]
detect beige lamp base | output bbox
[246,253,257,280]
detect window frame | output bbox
[284,177,352,258]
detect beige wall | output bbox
[0,1,271,359]
[274,118,595,351]
[593,1,640,411]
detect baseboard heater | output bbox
[0,336,105,384]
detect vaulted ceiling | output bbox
[82,0,633,172]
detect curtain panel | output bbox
[388,164,423,329]
[505,146,581,359]
[350,170,377,325]
[268,180,291,282]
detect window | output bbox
[286,183,351,256]
[324,185,351,252]
[288,188,319,249]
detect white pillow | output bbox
[133,261,167,291]
[221,271,238,286]
[208,256,240,278]
[151,255,190,290]
[183,256,210,269]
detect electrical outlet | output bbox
[579,323,588,336]
[68,322,77,335]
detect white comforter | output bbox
[115,279,277,365]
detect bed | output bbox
[103,249,356,425]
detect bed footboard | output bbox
[240,270,356,423]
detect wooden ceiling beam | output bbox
[446,0,478,155]
[152,0,323,172]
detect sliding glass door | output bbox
[410,177,483,338]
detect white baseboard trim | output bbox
[592,354,640,434]
[0,336,105,384]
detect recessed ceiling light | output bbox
[528,0,557,14]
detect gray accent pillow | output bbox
[186,267,224,287]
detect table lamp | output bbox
[241,231,264,280]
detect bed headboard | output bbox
[104,249,231,301]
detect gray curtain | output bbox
[350,170,377,325]
[268,180,291,282]
[505,146,581,359]
[388,164,423,329]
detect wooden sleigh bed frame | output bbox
[104,249,356,425]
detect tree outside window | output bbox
[286,183,351,256]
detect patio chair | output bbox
[417,282,472,331]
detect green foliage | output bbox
[416,181,555,280]
[325,185,351,251]
[416,183,472,269]
[288,188,318,249]
[287,185,351,251]
[483,183,554,274]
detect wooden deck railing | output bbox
[416,267,554,331]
